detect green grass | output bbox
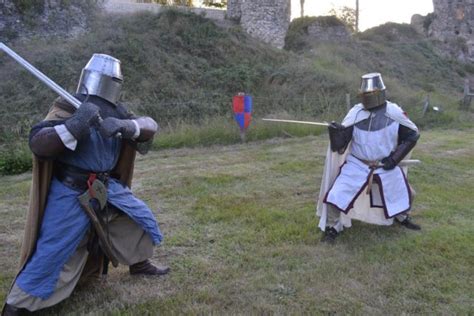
[0,128,472,314]
[153,115,327,149]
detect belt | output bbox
[351,155,381,194]
[54,163,111,192]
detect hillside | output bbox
[0,9,473,173]
[0,128,473,314]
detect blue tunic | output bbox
[16,128,163,299]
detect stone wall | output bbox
[0,0,91,41]
[307,21,350,42]
[431,0,473,61]
[101,0,226,21]
[227,0,291,49]
[103,0,226,20]
[104,0,291,49]
[414,0,474,62]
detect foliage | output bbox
[1,129,473,313]
[0,143,31,175]
[11,0,45,14]
[0,10,471,174]
[140,0,193,6]
[423,13,436,31]
[202,0,227,8]
[152,115,325,150]
[284,16,347,51]
[329,6,356,32]
[357,22,424,42]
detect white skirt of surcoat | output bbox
[324,154,411,218]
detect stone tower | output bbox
[430,0,474,61]
[227,0,291,49]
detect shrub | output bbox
[0,143,32,175]
[12,0,45,14]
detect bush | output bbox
[0,143,32,175]
[12,0,45,14]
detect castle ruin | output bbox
[413,0,473,61]
[226,0,291,49]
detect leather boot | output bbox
[396,216,421,230]
[321,227,339,243]
[129,259,170,276]
[2,304,29,316]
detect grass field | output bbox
[0,128,473,314]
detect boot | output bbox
[321,227,339,243]
[129,259,170,276]
[396,216,421,230]
[2,304,29,316]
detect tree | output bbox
[147,0,193,6]
[355,0,359,33]
[202,0,227,8]
[329,6,357,32]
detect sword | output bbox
[1,42,81,109]
[262,117,421,167]
[262,118,330,127]
[387,159,421,167]
[0,42,122,135]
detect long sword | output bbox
[262,118,330,127]
[0,42,81,109]
[262,117,421,167]
[386,160,421,167]
[0,42,120,135]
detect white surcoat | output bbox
[317,102,418,231]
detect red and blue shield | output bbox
[232,94,252,131]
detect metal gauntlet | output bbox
[328,122,353,154]
[382,127,420,170]
[395,139,418,163]
[134,117,158,142]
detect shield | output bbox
[232,93,252,131]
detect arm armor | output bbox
[328,123,353,154]
[390,125,420,164]
[29,120,68,159]
[134,116,159,142]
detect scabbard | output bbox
[78,187,119,268]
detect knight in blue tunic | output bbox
[3,54,169,315]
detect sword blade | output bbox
[0,42,81,109]
[377,160,422,168]
[262,118,329,127]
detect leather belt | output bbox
[54,163,111,192]
[351,155,381,194]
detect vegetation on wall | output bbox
[0,9,472,174]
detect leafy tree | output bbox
[202,0,227,8]
[142,0,193,6]
[329,6,357,32]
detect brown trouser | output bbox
[7,212,153,311]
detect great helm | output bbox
[76,54,123,105]
[359,72,386,110]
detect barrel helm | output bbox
[359,72,386,110]
[76,54,123,105]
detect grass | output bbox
[0,128,472,314]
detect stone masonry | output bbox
[413,0,473,62]
[227,0,291,49]
[431,0,474,61]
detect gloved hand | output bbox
[381,155,397,170]
[100,117,137,139]
[64,102,100,140]
[328,121,344,131]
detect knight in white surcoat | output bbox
[317,73,421,242]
